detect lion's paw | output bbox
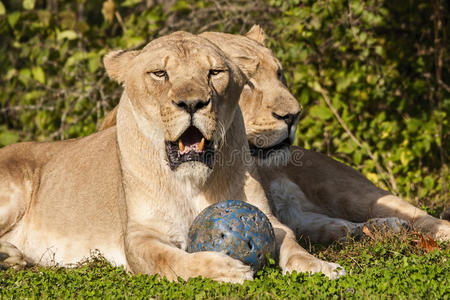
[188,251,253,283]
[0,241,28,270]
[282,254,346,280]
[434,220,450,241]
[367,217,409,233]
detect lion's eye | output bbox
[209,69,224,77]
[149,70,167,79]
[277,69,287,86]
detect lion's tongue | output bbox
[178,127,205,155]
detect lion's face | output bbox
[104,32,244,176]
[201,29,301,167]
[240,54,300,167]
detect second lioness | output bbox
[231,27,450,242]
[199,27,450,242]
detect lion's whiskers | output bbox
[213,120,226,151]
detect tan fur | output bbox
[245,24,266,45]
[0,32,345,282]
[97,27,449,243]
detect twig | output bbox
[316,84,398,193]
[0,105,56,112]
[432,0,447,199]
[115,11,126,33]
[348,255,362,270]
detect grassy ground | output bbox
[1,229,449,299]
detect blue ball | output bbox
[187,200,276,272]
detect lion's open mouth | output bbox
[248,138,291,159]
[166,126,214,170]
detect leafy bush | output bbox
[0,1,448,205]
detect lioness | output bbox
[100,26,449,243]
[0,32,345,282]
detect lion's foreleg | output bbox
[0,151,33,237]
[373,195,450,241]
[124,225,253,283]
[0,149,33,269]
[268,179,362,242]
[266,214,346,279]
[243,172,345,279]
[290,213,364,243]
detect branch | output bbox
[315,84,398,193]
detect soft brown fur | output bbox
[0,31,345,282]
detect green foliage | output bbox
[1,234,449,299]
[0,0,448,205]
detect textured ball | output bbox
[187,200,276,272]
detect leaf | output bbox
[124,36,145,48]
[366,173,379,184]
[400,150,413,166]
[32,66,45,84]
[65,52,87,68]
[22,0,35,10]
[88,56,99,73]
[57,30,78,41]
[7,11,21,28]
[0,130,20,146]
[362,224,373,238]
[353,151,362,165]
[265,253,276,266]
[170,0,191,12]
[411,233,440,252]
[5,68,17,80]
[309,106,332,120]
[102,0,115,23]
[121,0,142,7]
[0,1,5,15]
[18,68,32,86]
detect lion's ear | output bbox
[104,50,140,83]
[232,55,260,78]
[245,25,266,45]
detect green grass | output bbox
[1,232,449,299]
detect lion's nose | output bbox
[272,112,299,127]
[172,98,210,115]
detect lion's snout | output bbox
[172,98,211,115]
[163,99,218,170]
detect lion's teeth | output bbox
[199,138,205,152]
[179,140,185,152]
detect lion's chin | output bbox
[249,139,291,168]
[173,161,212,187]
